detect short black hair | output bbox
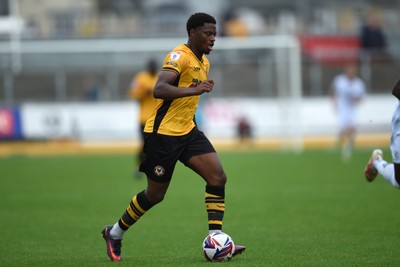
[186,13,216,36]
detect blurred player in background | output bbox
[102,12,245,261]
[237,116,252,143]
[364,78,400,189]
[330,63,366,160]
[127,59,158,178]
[359,13,388,62]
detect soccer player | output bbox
[127,58,158,178]
[330,63,366,160]
[102,12,246,261]
[364,79,400,189]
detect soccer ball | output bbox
[202,232,235,261]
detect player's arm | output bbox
[153,70,214,100]
[351,82,366,105]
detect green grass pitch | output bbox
[1,148,399,266]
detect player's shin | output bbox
[113,190,155,239]
[205,185,225,233]
[376,161,399,188]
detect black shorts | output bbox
[139,127,216,183]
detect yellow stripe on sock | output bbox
[208,220,223,226]
[132,195,145,214]
[206,203,225,211]
[205,192,222,199]
[120,218,130,228]
[126,206,140,221]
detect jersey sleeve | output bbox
[162,50,188,76]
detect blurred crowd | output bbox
[0,0,399,41]
[1,0,398,63]
[0,0,399,104]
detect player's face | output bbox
[345,65,357,79]
[194,23,216,55]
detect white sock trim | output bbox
[110,222,125,240]
[209,230,222,235]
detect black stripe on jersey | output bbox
[153,99,172,133]
[153,73,181,133]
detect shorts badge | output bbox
[154,165,165,176]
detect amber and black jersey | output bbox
[144,44,210,136]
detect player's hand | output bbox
[197,80,214,94]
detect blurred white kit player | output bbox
[364,78,400,189]
[331,64,366,160]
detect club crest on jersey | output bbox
[154,165,165,176]
[170,52,182,60]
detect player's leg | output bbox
[187,152,246,256]
[341,119,355,160]
[346,126,356,154]
[102,180,170,261]
[114,180,170,236]
[373,154,399,188]
[341,127,352,160]
[181,128,245,256]
[187,152,226,231]
[180,129,226,232]
[102,133,179,261]
[134,124,146,179]
[336,129,345,149]
[336,112,347,148]
[102,189,156,262]
[111,181,168,236]
[365,149,400,189]
[372,127,400,188]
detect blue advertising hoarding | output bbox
[0,106,23,140]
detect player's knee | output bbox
[219,172,227,185]
[149,193,165,204]
[208,172,227,186]
[146,190,166,204]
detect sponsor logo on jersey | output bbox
[190,78,199,87]
[166,61,178,67]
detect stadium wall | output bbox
[4,94,393,142]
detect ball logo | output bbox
[154,165,165,176]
